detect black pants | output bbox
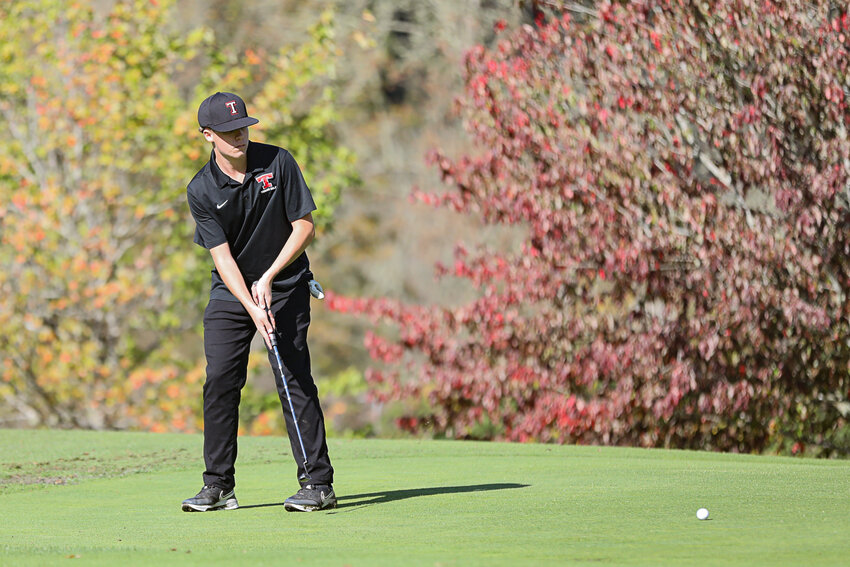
[201,284,333,490]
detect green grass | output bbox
[1,429,848,566]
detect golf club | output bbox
[253,281,311,480]
[268,329,311,480]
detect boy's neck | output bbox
[214,147,248,183]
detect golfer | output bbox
[181,92,335,512]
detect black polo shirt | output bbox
[186,141,316,301]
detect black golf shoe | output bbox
[181,485,239,512]
[284,484,336,512]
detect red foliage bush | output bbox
[329,1,850,454]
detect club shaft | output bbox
[272,343,310,473]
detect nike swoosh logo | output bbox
[260,187,275,193]
[216,200,228,209]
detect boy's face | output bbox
[204,126,249,160]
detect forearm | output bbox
[210,244,255,310]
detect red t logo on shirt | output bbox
[255,173,275,190]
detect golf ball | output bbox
[696,508,710,520]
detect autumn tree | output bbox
[329,1,850,455]
[0,0,357,430]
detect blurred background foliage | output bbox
[3,0,845,458]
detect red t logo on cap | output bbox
[225,101,238,115]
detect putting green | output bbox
[1,429,848,565]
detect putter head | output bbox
[308,279,325,300]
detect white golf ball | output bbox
[696,508,710,520]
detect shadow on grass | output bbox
[238,483,530,512]
[337,483,530,509]
[335,482,530,511]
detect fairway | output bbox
[1,430,848,566]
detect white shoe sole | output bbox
[284,500,336,512]
[182,496,239,512]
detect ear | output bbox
[202,128,215,143]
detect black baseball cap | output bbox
[197,92,259,132]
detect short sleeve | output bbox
[187,189,227,249]
[281,151,317,222]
